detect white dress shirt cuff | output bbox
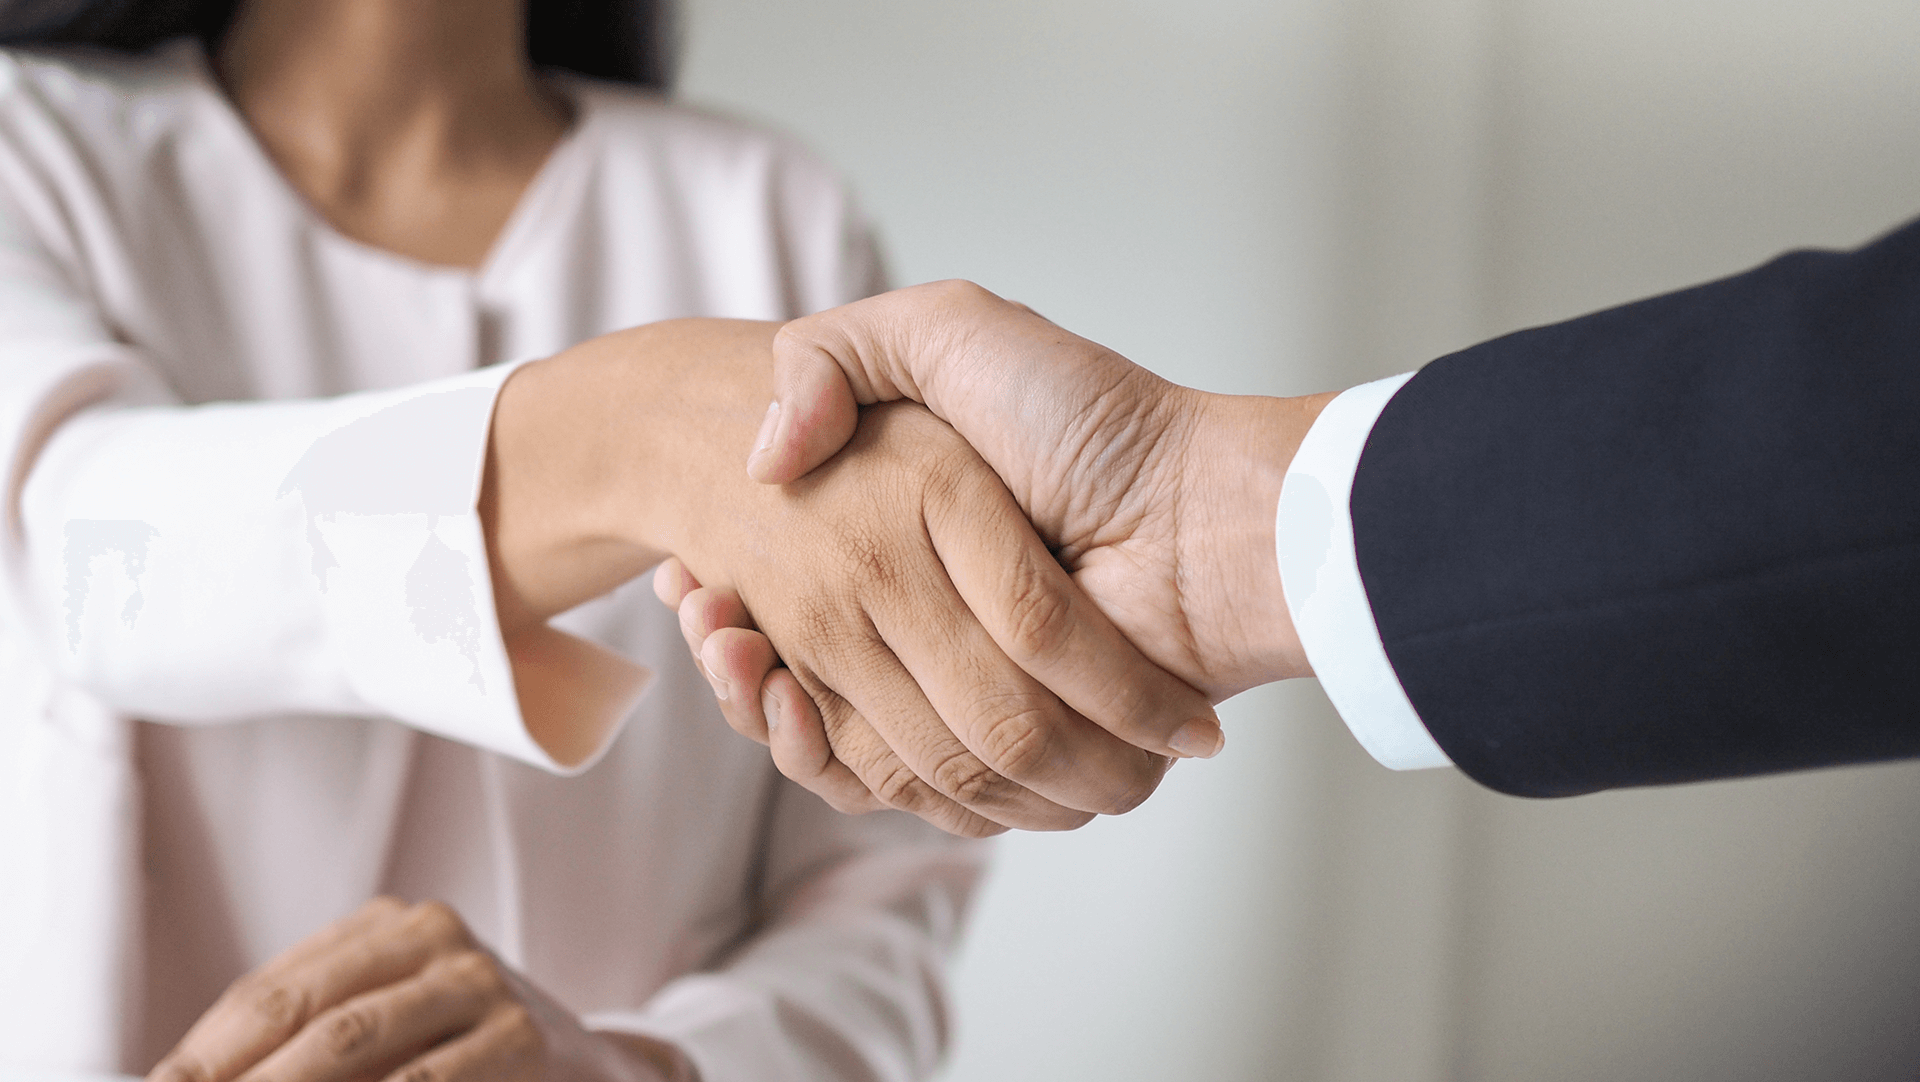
[1275,373,1451,770]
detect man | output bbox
[661,215,1920,822]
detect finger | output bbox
[747,337,863,484]
[673,583,727,671]
[375,1004,542,1082]
[763,646,1031,837]
[755,281,1020,485]
[150,901,405,1082]
[700,625,779,743]
[152,901,473,1082]
[783,596,1094,833]
[756,409,1108,831]
[927,461,1223,766]
[866,580,1167,819]
[761,670,890,817]
[650,557,702,609]
[830,414,1173,816]
[233,951,501,1082]
[677,586,773,741]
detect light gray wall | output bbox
[676,2,1920,1079]
[1450,3,1920,1079]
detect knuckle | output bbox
[929,749,1013,809]
[1002,562,1075,660]
[407,900,470,947]
[870,760,934,812]
[443,948,507,997]
[970,698,1066,782]
[930,278,993,309]
[396,1064,437,1082]
[948,809,1012,840]
[770,318,820,359]
[321,1007,379,1057]
[229,976,308,1030]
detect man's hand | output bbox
[146,898,691,1082]
[748,282,1331,697]
[485,319,1213,835]
[662,284,1333,805]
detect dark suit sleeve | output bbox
[1350,217,1920,797]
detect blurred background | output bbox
[676,1,1920,1079]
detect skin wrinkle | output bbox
[997,540,1077,662]
[790,636,1000,835]
[791,421,1066,826]
[320,1008,377,1058]
[1033,377,1145,555]
[905,458,1110,811]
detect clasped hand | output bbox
[650,284,1329,835]
[483,318,1228,837]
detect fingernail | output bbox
[752,400,781,454]
[705,668,732,703]
[762,687,783,731]
[1168,719,1225,759]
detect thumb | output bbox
[746,281,1003,485]
[745,329,867,484]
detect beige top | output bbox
[0,41,981,1082]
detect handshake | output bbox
[623,281,1338,837]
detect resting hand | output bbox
[146,898,690,1082]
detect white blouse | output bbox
[0,41,982,1082]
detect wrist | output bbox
[482,351,658,634]
[482,320,782,631]
[1173,388,1335,692]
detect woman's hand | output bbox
[483,319,1212,836]
[147,898,691,1082]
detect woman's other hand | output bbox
[146,898,691,1082]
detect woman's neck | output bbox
[217,0,571,268]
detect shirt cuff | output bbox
[20,360,644,774]
[1275,373,1451,770]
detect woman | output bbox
[0,1,1031,1079]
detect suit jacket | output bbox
[1351,217,1920,797]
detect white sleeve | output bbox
[1274,373,1452,770]
[586,784,986,1082]
[0,241,644,776]
[15,366,646,773]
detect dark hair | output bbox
[0,0,679,90]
